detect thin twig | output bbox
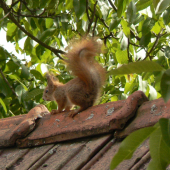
[13,12,61,19]
[100,18,109,29]
[88,6,110,30]
[20,0,35,14]
[127,38,131,62]
[87,1,98,33]
[144,30,166,60]
[0,0,19,21]
[130,30,140,41]
[0,0,66,60]
[108,0,117,11]
[0,10,11,21]
[86,0,91,21]
[129,42,140,47]
[92,17,98,37]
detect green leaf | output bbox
[136,0,152,11]
[161,69,170,102]
[7,23,17,42]
[147,159,162,170]
[109,16,121,31]
[121,20,130,37]
[0,77,12,97]
[133,14,144,25]
[39,28,56,42]
[4,60,19,73]
[120,34,128,51]
[164,46,170,58]
[116,49,128,64]
[22,19,33,34]
[108,61,164,76]
[46,100,58,111]
[97,0,109,20]
[154,0,170,14]
[126,1,136,24]
[15,85,26,103]
[142,17,155,36]
[30,69,44,81]
[110,126,155,170]
[124,75,137,94]
[163,6,170,24]
[159,118,170,148]
[117,0,128,17]
[0,98,7,113]
[73,0,86,19]
[23,88,44,101]
[0,46,10,60]
[32,0,40,8]
[0,47,10,70]
[21,64,30,80]
[151,21,161,34]
[8,74,28,91]
[149,124,170,170]
[47,0,58,9]
[39,0,48,8]
[24,37,33,55]
[66,0,73,9]
[46,18,53,28]
[139,32,151,47]
[35,44,45,58]
[153,0,161,11]
[30,18,37,29]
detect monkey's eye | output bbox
[45,90,48,93]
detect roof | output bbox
[0,90,170,170]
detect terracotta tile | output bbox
[81,138,116,170]
[16,91,148,148]
[0,135,151,170]
[115,139,149,170]
[30,134,111,170]
[0,105,49,148]
[115,98,170,138]
[10,144,54,170]
[0,115,25,130]
[61,134,112,170]
[87,139,149,170]
[1,90,170,170]
[0,147,29,170]
[130,152,150,170]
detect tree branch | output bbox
[86,0,91,21]
[144,30,166,60]
[0,68,18,97]
[127,38,131,62]
[20,0,35,14]
[92,17,98,37]
[0,0,66,60]
[0,0,19,21]
[0,10,11,21]
[108,0,117,12]
[87,0,98,34]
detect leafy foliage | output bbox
[0,0,170,169]
[110,119,170,170]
